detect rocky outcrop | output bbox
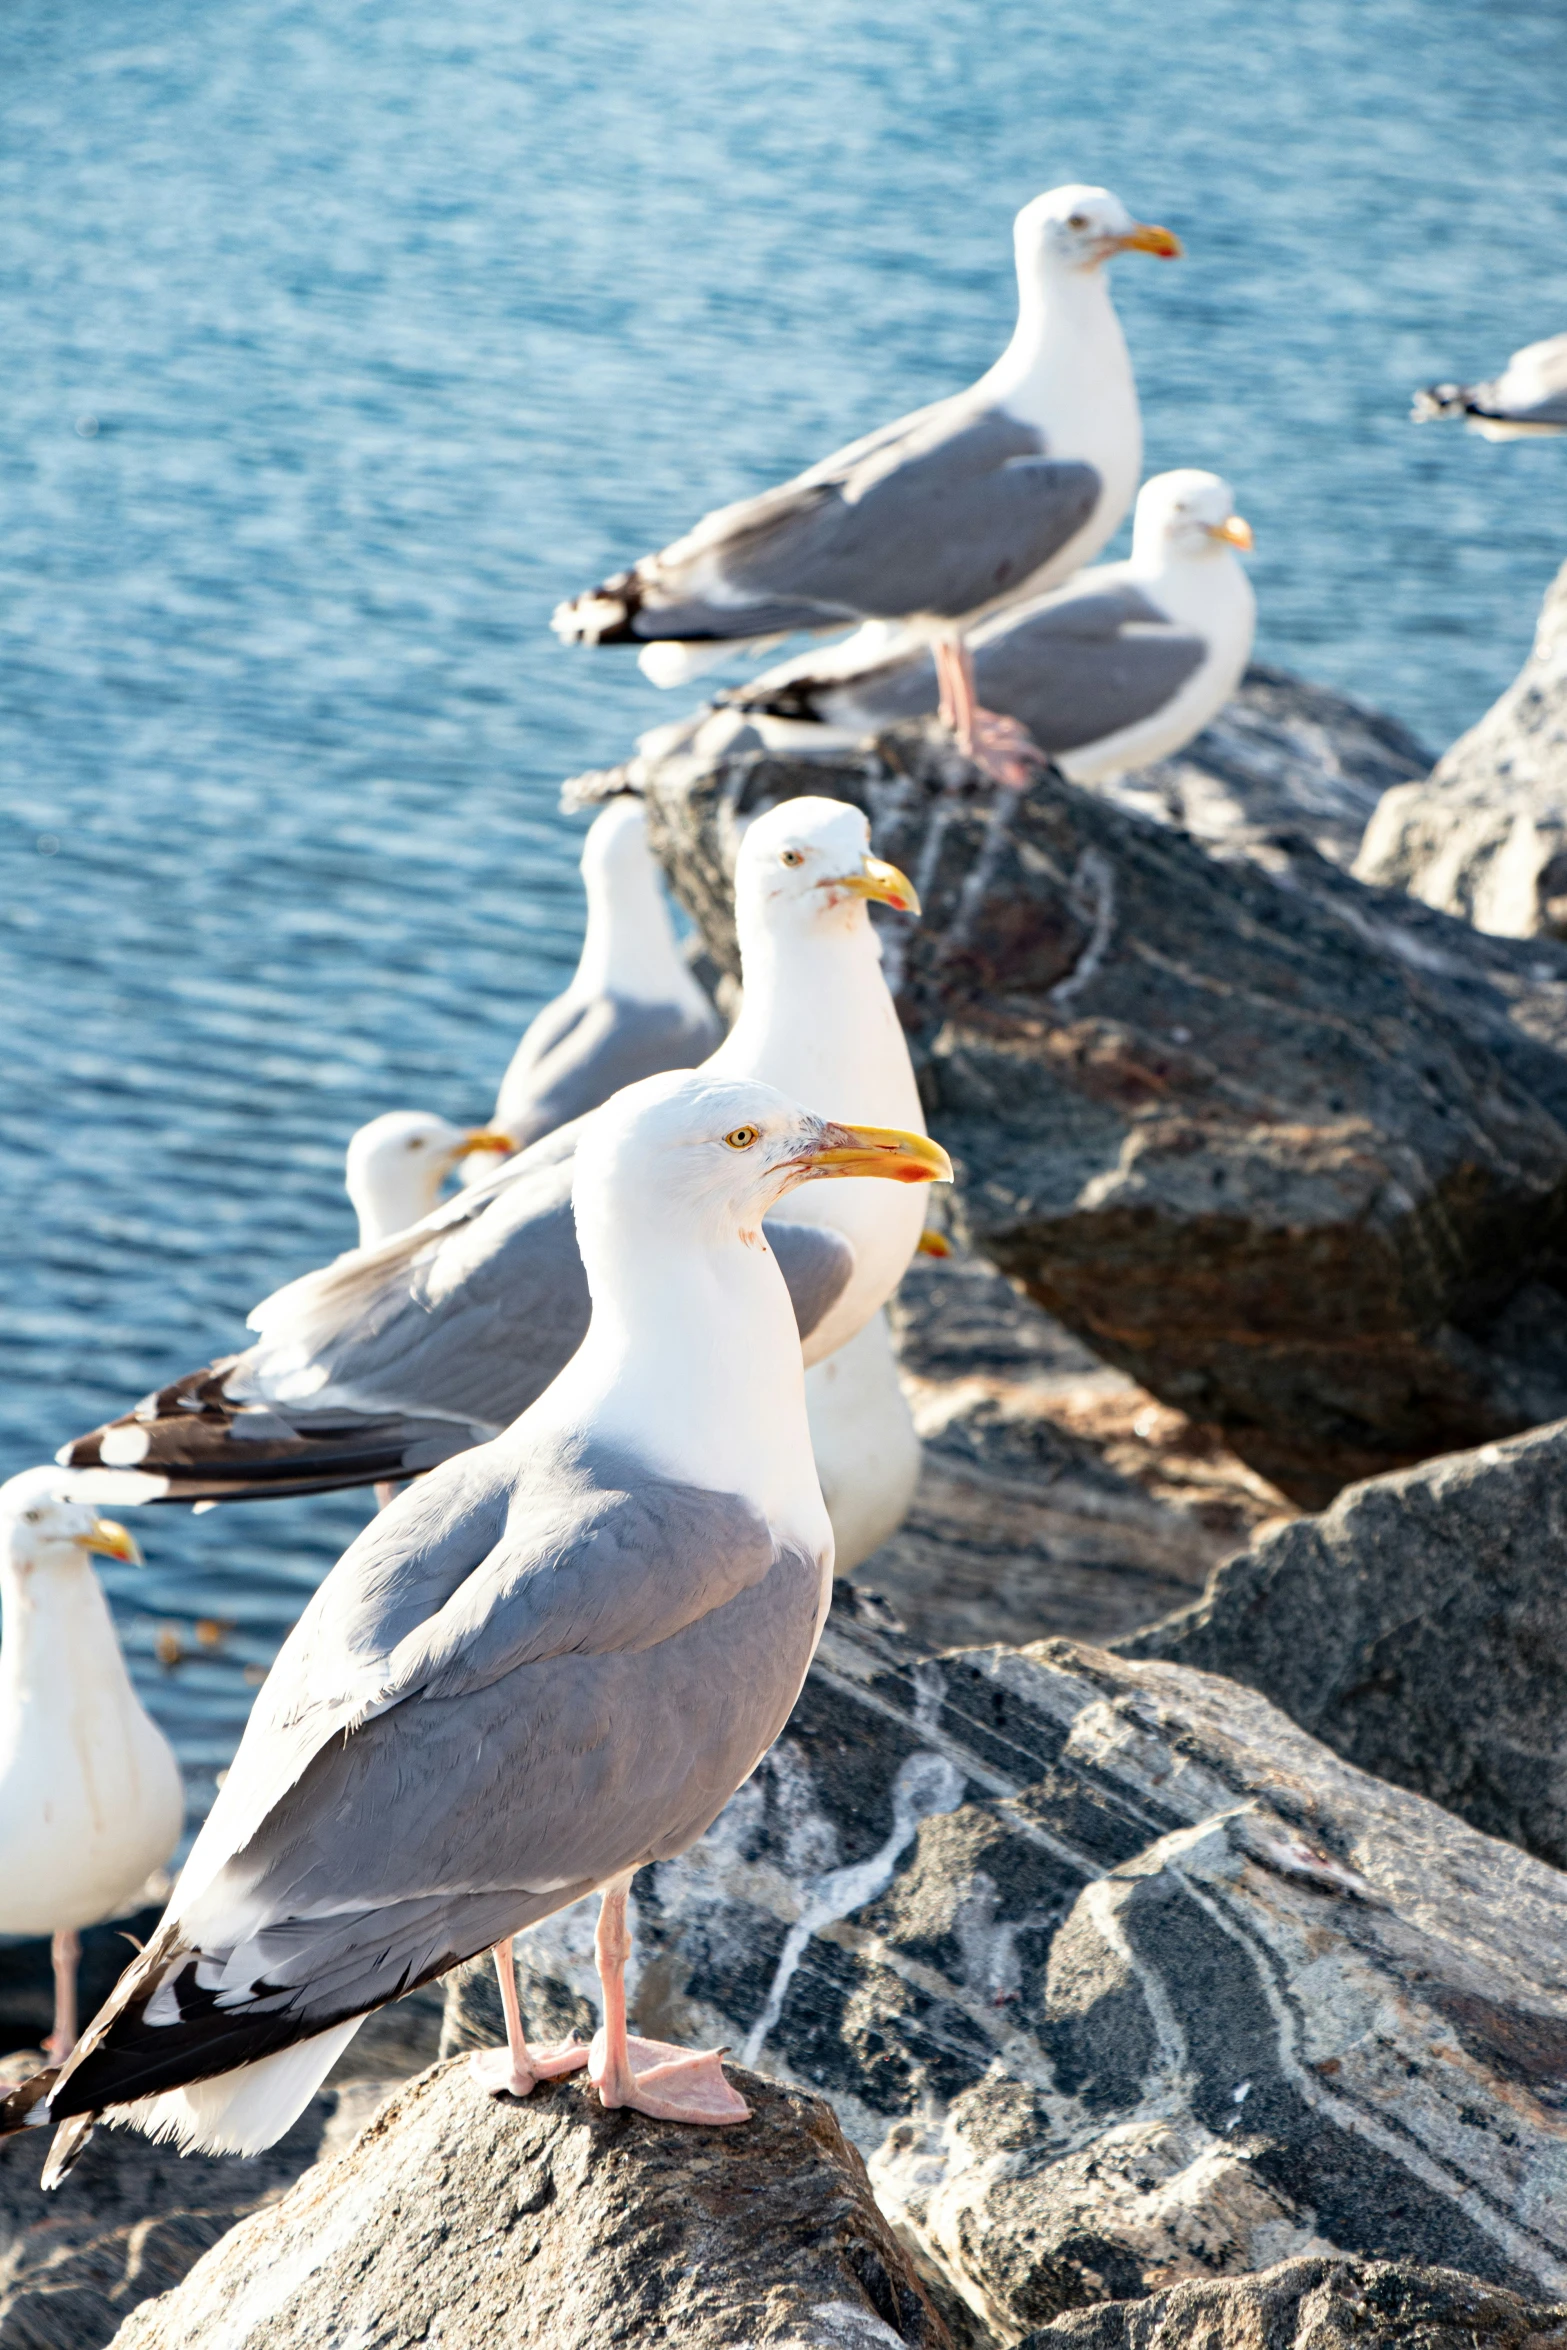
[1100,663,1428,870]
[0,1987,442,2350]
[1357,557,1567,937]
[110,2059,950,2350]
[1122,1416,1567,1872]
[625,713,1567,1504]
[445,1590,1567,2344]
[867,1246,1292,1654]
[1031,2256,1567,2350]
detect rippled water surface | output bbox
[2,0,1565,1835]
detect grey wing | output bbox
[750,581,1206,755]
[51,1448,823,2112]
[765,1218,856,1343]
[969,584,1208,752]
[495,993,723,1149]
[561,400,1102,642]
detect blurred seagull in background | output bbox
[482,796,721,1158]
[1414,334,1567,439]
[0,1470,182,2066]
[346,1112,515,1248]
[553,186,1181,782]
[725,470,1256,785]
[9,1073,949,2174]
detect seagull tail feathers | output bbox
[58,1365,477,1505]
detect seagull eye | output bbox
[22,1509,41,1525]
[722,1126,760,1151]
[1067,213,1089,230]
[779,849,805,868]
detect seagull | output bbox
[552,185,1181,779]
[60,799,928,1507]
[1413,334,1567,439]
[0,1470,183,2064]
[486,795,722,1156]
[346,1112,516,1248]
[723,470,1256,785]
[6,1073,949,2174]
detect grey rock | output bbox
[0,2065,329,2350]
[1100,663,1429,870]
[864,1248,1292,1654]
[1357,557,1567,937]
[109,2058,951,2350]
[445,1591,1567,2342]
[1121,1416,1567,1872]
[1028,2255,1567,2350]
[629,712,1567,1504]
[0,1982,443,2350]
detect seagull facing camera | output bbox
[0,1467,182,2065]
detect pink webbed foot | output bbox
[589,2028,752,2125]
[468,2037,589,2099]
[967,709,1044,791]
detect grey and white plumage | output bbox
[487,796,721,1152]
[551,187,1180,687]
[1414,333,1567,439]
[12,1071,948,2166]
[724,470,1257,784]
[59,799,923,1506]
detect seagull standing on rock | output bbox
[0,1470,183,2064]
[4,1072,949,2173]
[725,469,1256,785]
[553,186,1181,782]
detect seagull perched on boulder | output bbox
[4,1072,949,2173]
[553,186,1181,781]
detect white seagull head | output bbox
[579,792,653,896]
[571,1069,950,1257]
[345,1110,514,1247]
[733,797,919,948]
[1015,184,1183,281]
[1132,469,1254,565]
[0,1465,142,1579]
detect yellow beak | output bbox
[798,1122,953,1186]
[77,1518,142,1565]
[1115,222,1183,260]
[916,1227,953,1257]
[1208,515,1254,551]
[831,856,921,916]
[458,1129,516,1159]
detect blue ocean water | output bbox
[1,0,1565,1836]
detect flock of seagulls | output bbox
[6,182,1547,2177]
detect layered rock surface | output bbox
[445,1591,1567,2343]
[1124,1416,1567,1871]
[0,1988,442,2350]
[110,2060,949,2350]
[867,1247,1291,1653]
[1031,2255,1567,2350]
[623,711,1567,1503]
[1357,557,1567,937]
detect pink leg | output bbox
[468,1936,589,2098]
[587,1877,750,2125]
[46,1928,79,2064]
[935,634,1042,790]
[373,1481,400,1512]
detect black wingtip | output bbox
[41,2112,97,2188]
[0,2064,59,2137]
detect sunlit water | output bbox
[2,0,1565,1841]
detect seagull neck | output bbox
[546,1225,826,1548]
[572,839,704,1010]
[0,1554,133,1712]
[716,908,910,1112]
[988,261,1117,403]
